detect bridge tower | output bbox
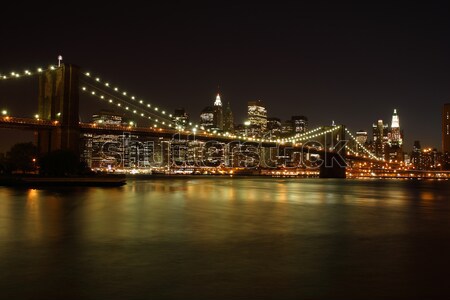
[37,64,80,157]
[319,125,347,178]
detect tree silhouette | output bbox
[6,142,38,173]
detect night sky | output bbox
[1,2,449,153]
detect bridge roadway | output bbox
[1,116,380,165]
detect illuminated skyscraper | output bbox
[388,109,403,146]
[443,103,450,169]
[291,116,308,135]
[247,100,267,135]
[372,120,388,158]
[386,109,404,162]
[213,93,223,131]
[200,106,215,130]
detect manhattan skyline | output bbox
[0,2,449,151]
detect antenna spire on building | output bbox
[58,55,63,67]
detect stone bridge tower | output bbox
[37,64,80,157]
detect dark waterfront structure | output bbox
[443,103,450,170]
[222,102,234,133]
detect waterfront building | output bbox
[291,116,308,135]
[372,119,389,158]
[247,100,267,136]
[81,111,157,170]
[173,108,189,129]
[443,103,450,170]
[267,117,282,138]
[223,101,234,133]
[200,106,215,130]
[411,140,422,169]
[92,110,127,126]
[281,120,293,137]
[356,130,368,155]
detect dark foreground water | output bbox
[1,177,450,300]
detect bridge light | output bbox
[82,87,86,91]
[114,87,118,91]
[85,72,90,76]
[122,92,127,96]
[154,107,158,111]
[35,114,39,119]
[125,107,129,110]
[37,68,43,72]
[109,99,113,103]
[57,112,61,117]
[141,113,144,116]
[133,110,137,113]
[131,96,135,100]
[96,77,100,82]
[100,95,104,99]
[162,111,165,114]
[50,66,55,70]
[117,103,121,107]
[91,91,95,95]
[1,110,7,115]
[147,104,151,107]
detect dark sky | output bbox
[1,2,449,152]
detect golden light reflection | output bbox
[25,188,43,242]
[420,192,434,201]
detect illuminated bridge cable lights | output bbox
[82,71,177,124]
[80,86,174,130]
[82,71,229,136]
[80,83,175,126]
[344,128,384,161]
[0,65,57,80]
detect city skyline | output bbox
[1,2,449,152]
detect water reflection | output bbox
[0,179,449,299]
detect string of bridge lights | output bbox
[0,66,57,80]
[80,85,174,129]
[82,72,181,126]
[345,128,384,161]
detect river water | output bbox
[0,177,449,299]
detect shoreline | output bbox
[0,174,127,187]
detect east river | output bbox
[1,177,450,299]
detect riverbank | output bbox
[0,174,126,187]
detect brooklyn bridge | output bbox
[0,63,423,178]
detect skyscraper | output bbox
[356,130,368,155]
[223,102,234,133]
[372,119,388,158]
[200,106,215,130]
[386,109,404,162]
[213,93,223,131]
[291,116,308,135]
[247,100,267,136]
[443,103,450,169]
[173,108,189,129]
[267,117,282,138]
[388,109,403,146]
